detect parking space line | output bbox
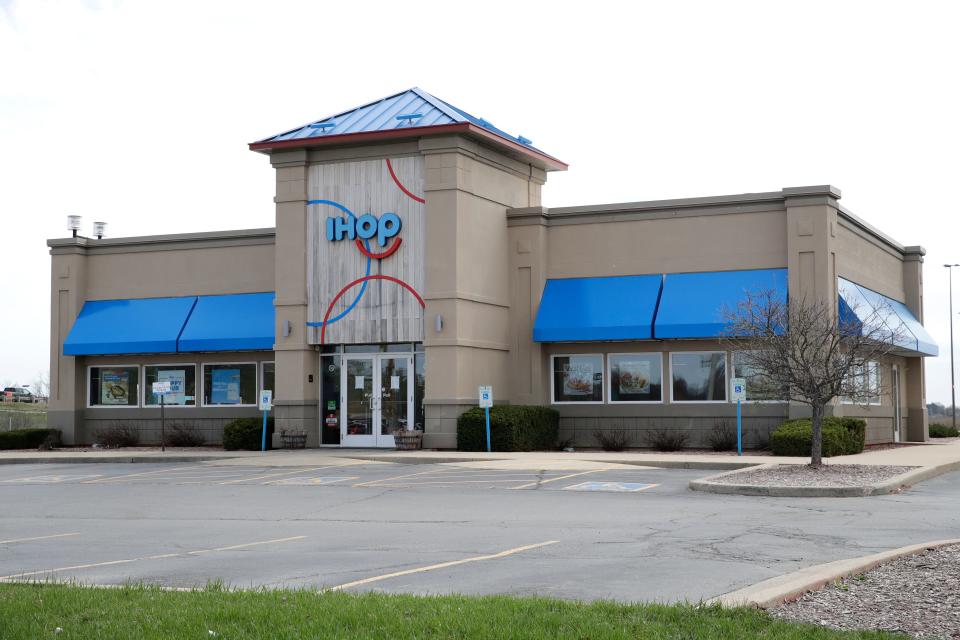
[81,465,210,484]
[326,540,559,591]
[511,469,606,490]
[218,466,335,485]
[373,479,547,487]
[352,468,445,488]
[0,535,307,581]
[0,533,80,545]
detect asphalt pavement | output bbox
[1,460,958,603]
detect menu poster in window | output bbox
[212,369,241,404]
[100,369,130,405]
[562,362,595,396]
[618,360,651,395]
[159,369,186,405]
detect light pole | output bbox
[945,264,959,431]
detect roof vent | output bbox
[517,135,533,146]
[396,113,424,124]
[308,122,336,131]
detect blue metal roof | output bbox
[838,278,938,356]
[653,268,788,339]
[178,293,275,352]
[63,297,198,356]
[533,275,663,342]
[257,87,544,152]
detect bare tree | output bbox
[722,290,904,467]
[32,371,50,402]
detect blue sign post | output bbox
[731,378,746,456]
[478,385,493,453]
[258,390,273,452]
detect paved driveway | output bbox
[1,460,958,602]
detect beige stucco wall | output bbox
[834,219,905,300]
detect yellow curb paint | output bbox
[511,469,605,490]
[326,540,559,591]
[0,536,307,581]
[0,533,80,545]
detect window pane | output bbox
[320,356,341,445]
[672,353,726,402]
[203,364,257,405]
[262,362,275,397]
[553,355,603,403]
[732,353,786,402]
[414,352,426,430]
[144,365,196,406]
[89,366,139,407]
[610,354,661,402]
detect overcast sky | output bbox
[2,0,959,403]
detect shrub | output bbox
[929,423,960,438]
[223,417,273,451]
[456,406,559,452]
[0,428,61,450]
[166,423,205,447]
[708,421,736,452]
[594,429,630,452]
[645,428,689,452]
[769,417,866,457]
[93,423,140,448]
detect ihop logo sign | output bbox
[326,212,402,247]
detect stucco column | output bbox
[902,246,929,441]
[47,242,89,444]
[271,150,319,446]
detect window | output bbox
[609,353,662,403]
[202,363,257,406]
[261,362,275,397]
[732,352,787,402]
[88,366,139,408]
[552,355,604,403]
[144,365,196,406]
[842,361,881,405]
[671,352,726,402]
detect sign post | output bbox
[152,380,172,452]
[258,390,273,452]
[478,385,493,453]
[731,377,746,456]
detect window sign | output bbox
[145,365,196,406]
[158,369,185,404]
[552,355,603,403]
[212,368,241,404]
[101,369,132,405]
[609,354,662,403]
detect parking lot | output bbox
[1,459,959,602]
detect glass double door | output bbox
[341,355,412,447]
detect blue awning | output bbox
[654,268,788,339]
[178,293,275,352]
[63,297,198,356]
[838,278,938,356]
[533,275,663,342]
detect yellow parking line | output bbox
[218,466,335,485]
[511,469,605,490]
[81,465,209,484]
[0,533,80,545]
[373,479,545,487]
[0,535,307,581]
[352,468,444,488]
[326,540,559,591]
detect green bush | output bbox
[0,428,61,450]
[930,423,960,438]
[770,417,866,457]
[223,417,274,451]
[457,406,559,452]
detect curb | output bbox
[708,538,960,609]
[0,455,247,465]
[688,460,960,497]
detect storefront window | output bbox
[88,366,139,407]
[261,362,275,397]
[144,365,196,406]
[320,356,341,445]
[609,353,662,403]
[842,361,881,405]
[732,352,787,402]
[202,363,257,406]
[671,352,726,402]
[552,355,604,403]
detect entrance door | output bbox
[892,365,902,443]
[341,355,413,447]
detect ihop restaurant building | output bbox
[48,88,938,448]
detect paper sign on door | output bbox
[354,376,364,390]
[391,375,400,389]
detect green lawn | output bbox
[0,584,899,639]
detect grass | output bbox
[0,403,47,430]
[0,584,901,639]
[0,401,47,413]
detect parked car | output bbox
[2,387,34,403]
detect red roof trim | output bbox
[248,123,568,171]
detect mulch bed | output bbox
[771,543,960,638]
[710,464,917,488]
